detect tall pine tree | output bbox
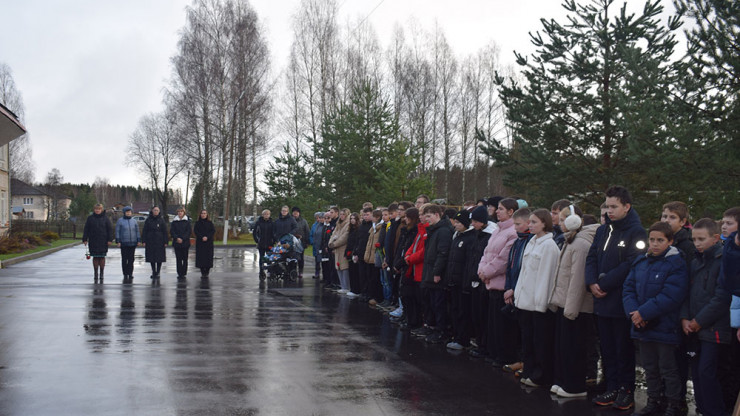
[492,0,682,215]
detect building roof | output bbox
[11,178,71,200]
[0,102,26,147]
[11,206,25,214]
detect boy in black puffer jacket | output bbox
[445,210,476,350]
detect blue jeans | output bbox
[380,268,392,301]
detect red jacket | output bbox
[405,222,427,282]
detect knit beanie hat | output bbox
[453,210,471,228]
[471,205,488,224]
[123,206,132,213]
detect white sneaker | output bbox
[556,387,587,398]
[345,291,358,298]
[522,378,539,387]
[550,384,561,394]
[390,307,404,317]
[337,289,348,294]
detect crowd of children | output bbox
[303,187,740,416]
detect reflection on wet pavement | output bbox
[0,245,666,415]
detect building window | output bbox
[23,197,33,205]
[23,211,34,219]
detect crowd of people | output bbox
[265,188,739,416]
[82,205,216,284]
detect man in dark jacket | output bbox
[292,206,310,278]
[586,186,647,411]
[273,205,297,242]
[253,209,274,277]
[354,208,373,300]
[420,204,453,344]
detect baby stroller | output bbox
[260,234,301,282]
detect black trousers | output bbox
[401,280,423,328]
[597,315,636,392]
[368,265,382,301]
[520,309,556,385]
[471,284,489,349]
[487,289,519,363]
[450,286,472,347]
[692,340,729,416]
[174,245,189,277]
[321,254,333,283]
[358,262,372,295]
[120,246,136,276]
[639,341,681,401]
[258,248,267,273]
[348,261,360,293]
[297,252,305,274]
[425,286,447,330]
[553,308,590,393]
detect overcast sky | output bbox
[1,0,677,191]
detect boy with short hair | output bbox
[623,222,688,416]
[420,204,453,344]
[680,218,731,416]
[661,201,694,267]
[586,186,647,410]
[445,210,477,350]
[502,207,532,373]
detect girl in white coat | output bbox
[515,208,560,388]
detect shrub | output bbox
[40,231,60,241]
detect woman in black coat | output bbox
[142,206,168,280]
[82,203,114,282]
[194,209,216,278]
[253,209,274,277]
[170,207,192,280]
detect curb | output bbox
[0,242,83,268]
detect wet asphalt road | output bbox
[0,245,660,416]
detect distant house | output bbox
[0,102,27,235]
[10,178,72,221]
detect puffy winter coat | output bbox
[273,214,297,242]
[142,213,168,263]
[672,227,694,269]
[115,216,140,247]
[549,224,598,320]
[679,243,732,344]
[170,216,192,248]
[505,233,532,292]
[466,222,497,293]
[514,232,559,313]
[622,246,688,345]
[193,218,215,269]
[446,227,476,287]
[329,219,350,270]
[404,222,427,283]
[478,218,517,291]
[720,232,740,297]
[421,217,453,288]
[585,208,648,317]
[83,212,114,255]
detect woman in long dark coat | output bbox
[142,206,168,280]
[194,209,215,278]
[82,203,114,282]
[170,207,192,280]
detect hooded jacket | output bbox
[514,232,559,312]
[585,208,648,317]
[273,213,298,241]
[446,226,476,287]
[466,222,497,293]
[623,246,688,345]
[404,222,427,283]
[549,224,599,319]
[421,217,453,288]
[679,243,732,344]
[115,215,140,247]
[477,218,517,291]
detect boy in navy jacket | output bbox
[586,186,647,410]
[623,222,688,416]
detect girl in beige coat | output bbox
[549,205,598,398]
[329,209,351,292]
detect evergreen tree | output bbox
[317,80,430,209]
[492,0,682,215]
[261,142,318,213]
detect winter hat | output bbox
[486,196,504,207]
[471,206,488,224]
[516,199,529,209]
[453,210,471,228]
[292,206,301,214]
[123,206,132,213]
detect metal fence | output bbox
[11,220,78,239]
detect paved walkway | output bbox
[0,245,660,415]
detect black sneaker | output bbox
[411,326,433,337]
[612,387,634,410]
[425,331,445,344]
[592,389,618,406]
